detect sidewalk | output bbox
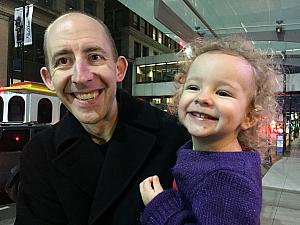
[261,137,300,225]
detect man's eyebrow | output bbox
[51,49,72,64]
[83,45,108,55]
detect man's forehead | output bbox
[47,14,110,54]
[49,14,104,35]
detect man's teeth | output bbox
[74,91,99,100]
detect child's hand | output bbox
[139,175,163,206]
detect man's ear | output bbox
[40,67,55,90]
[116,56,128,82]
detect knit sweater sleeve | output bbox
[140,189,196,225]
[191,170,261,225]
[140,170,261,225]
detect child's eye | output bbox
[216,90,232,97]
[185,85,199,91]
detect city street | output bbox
[0,195,15,225]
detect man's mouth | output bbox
[73,90,101,100]
[190,112,217,120]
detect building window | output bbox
[153,63,165,82]
[136,62,177,84]
[105,11,113,29]
[11,22,45,82]
[133,13,140,30]
[37,98,52,123]
[66,0,79,10]
[165,62,178,81]
[165,36,171,48]
[134,41,141,58]
[145,65,154,82]
[84,0,96,16]
[158,31,162,44]
[140,19,146,34]
[115,10,125,29]
[136,65,146,83]
[153,51,159,55]
[8,96,25,122]
[142,46,149,57]
[32,0,53,8]
[114,39,121,56]
[152,27,157,41]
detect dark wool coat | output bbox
[14,89,190,225]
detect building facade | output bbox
[104,0,181,93]
[0,0,105,86]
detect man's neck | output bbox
[82,103,119,145]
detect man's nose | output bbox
[72,60,93,83]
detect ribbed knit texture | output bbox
[141,140,262,225]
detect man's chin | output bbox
[74,113,102,125]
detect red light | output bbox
[15,136,20,141]
[277,128,283,134]
[178,39,185,48]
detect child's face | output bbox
[178,51,255,147]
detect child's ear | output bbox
[240,117,257,130]
[240,110,260,130]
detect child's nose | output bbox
[194,92,213,106]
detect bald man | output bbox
[14,12,189,225]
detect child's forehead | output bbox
[186,52,256,88]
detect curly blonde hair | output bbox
[174,35,280,155]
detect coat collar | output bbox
[51,89,160,224]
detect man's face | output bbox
[41,14,127,125]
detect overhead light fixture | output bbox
[240,22,248,33]
[276,20,283,33]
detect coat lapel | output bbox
[88,122,156,225]
[52,113,100,196]
[52,137,100,196]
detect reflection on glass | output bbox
[136,62,178,83]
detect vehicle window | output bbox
[0,129,30,152]
[0,97,3,122]
[38,98,52,123]
[8,96,25,122]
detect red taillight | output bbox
[15,136,20,141]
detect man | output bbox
[14,12,189,225]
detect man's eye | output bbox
[89,54,105,62]
[216,90,231,97]
[55,57,69,66]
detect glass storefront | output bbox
[136,62,178,84]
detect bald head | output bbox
[43,12,118,70]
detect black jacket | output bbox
[15,89,190,225]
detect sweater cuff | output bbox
[140,189,183,225]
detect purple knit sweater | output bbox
[141,140,262,225]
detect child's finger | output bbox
[140,177,154,191]
[152,175,163,193]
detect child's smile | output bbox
[178,51,255,151]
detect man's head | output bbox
[40,12,128,129]
[43,12,118,70]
